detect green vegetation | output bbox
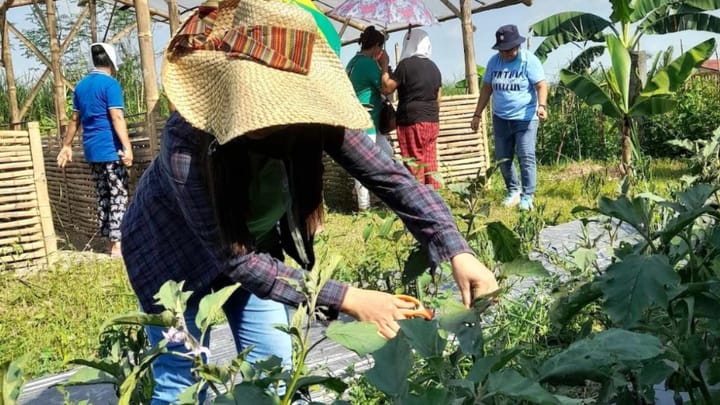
[0,159,684,381]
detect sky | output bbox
[4,0,720,85]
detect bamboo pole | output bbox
[89,0,97,42]
[8,23,75,90]
[28,121,57,266]
[166,0,179,34]
[134,0,159,153]
[1,9,20,129]
[44,0,67,134]
[459,0,478,95]
[16,7,87,123]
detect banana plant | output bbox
[530,0,720,173]
[530,0,720,69]
[559,36,715,173]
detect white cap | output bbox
[90,42,120,70]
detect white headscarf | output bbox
[400,29,432,61]
[90,42,120,70]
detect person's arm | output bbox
[535,80,548,121]
[470,82,493,132]
[57,111,80,168]
[325,129,499,306]
[109,108,133,167]
[437,87,442,108]
[163,117,414,338]
[378,50,398,95]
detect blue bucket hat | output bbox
[492,24,525,51]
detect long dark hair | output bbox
[204,125,330,255]
[359,26,385,50]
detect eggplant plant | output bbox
[553,183,720,403]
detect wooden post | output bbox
[134,0,159,153]
[460,0,478,95]
[45,0,67,136]
[27,121,57,266]
[1,11,20,129]
[167,0,180,34]
[89,0,97,42]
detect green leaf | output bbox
[401,388,453,405]
[466,349,521,383]
[402,246,430,285]
[550,281,603,329]
[175,382,204,405]
[499,257,550,278]
[153,280,192,313]
[629,95,677,116]
[398,318,447,358]
[640,38,716,97]
[660,206,717,244]
[486,221,521,263]
[1,355,28,405]
[598,195,649,234]
[378,216,396,238]
[560,69,622,118]
[196,283,241,331]
[64,367,117,386]
[487,369,562,405]
[365,336,412,397]
[325,321,386,356]
[294,376,347,394]
[567,45,606,72]
[646,12,720,35]
[610,0,634,23]
[677,183,720,210]
[539,329,664,383]
[530,12,611,62]
[101,311,176,330]
[600,255,680,328]
[65,359,121,383]
[215,383,275,405]
[437,300,484,356]
[630,0,671,23]
[606,35,631,111]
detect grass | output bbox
[0,158,687,379]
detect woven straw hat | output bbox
[162,0,372,144]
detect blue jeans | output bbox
[493,116,538,198]
[145,289,291,404]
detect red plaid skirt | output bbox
[396,122,440,189]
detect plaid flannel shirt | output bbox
[121,112,471,313]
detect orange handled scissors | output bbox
[395,294,434,320]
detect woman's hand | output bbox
[57,145,72,168]
[451,253,499,308]
[340,287,417,339]
[118,149,134,168]
[470,114,482,132]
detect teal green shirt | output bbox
[246,152,288,248]
[346,53,382,135]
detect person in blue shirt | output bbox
[470,24,548,211]
[56,42,133,257]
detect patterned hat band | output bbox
[168,4,316,75]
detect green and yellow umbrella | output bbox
[283,0,341,56]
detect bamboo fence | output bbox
[323,94,489,211]
[42,118,162,252]
[0,122,58,270]
[43,96,488,244]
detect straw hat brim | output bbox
[162,33,372,145]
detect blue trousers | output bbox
[492,115,538,198]
[145,289,291,404]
